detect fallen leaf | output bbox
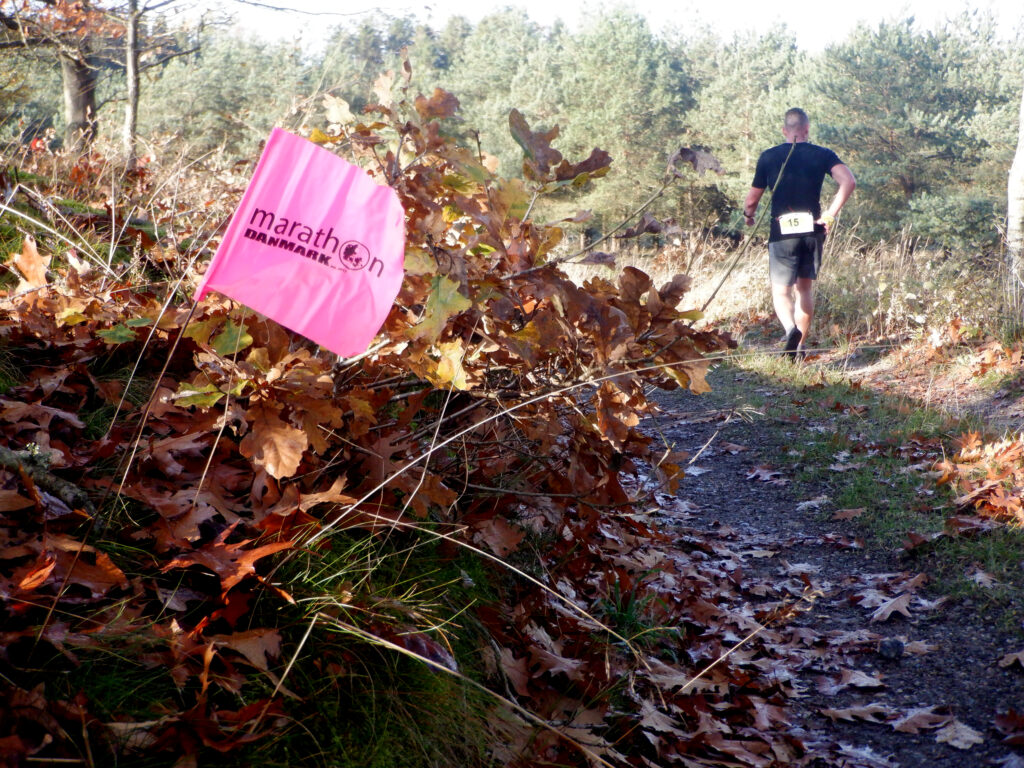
[638,700,689,738]
[903,640,939,655]
[472,517,525,557]
[820,703,894,723]
[498,648,531,697]
[966,567,998,588]
[740,549,777,559]
[104,720,163,752]
[935,720,984,749]
[946,515,1001,536]
[239,401,308,480]
[891,706,953,734]
[213,629,281,673]
[820,533,864,549]
[0,490,34,512]
[16,556,57,592]
[913,596,949,612]
[998,650,1024,669]
[43,535,129,597]
[10,234,50,291]
[995,709,1024,745]
[161,525,292,596]
[796,494,829,512]
[903,530,945,550]
[851,588,893,609]
[829,462,862,472]
[720,442,748,454]
[870,592,913,622]
[835,743,899,767]
[146,432,211,477]
[747,465,786,484]
[833,507,865,520]
[817,668,885,695]
[781,561,819,576]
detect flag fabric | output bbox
[195,128,406,357]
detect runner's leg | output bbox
[769,241,799,335]
[791,233,823,350]
[772,282,797,334]
[794,277,814,348]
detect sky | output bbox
[214,0,1023,51]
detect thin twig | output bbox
[502,174,679,280]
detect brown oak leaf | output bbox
[414,88,459,120]
[817,668,885,696]
[161,524,292,596]
[0,490,34,512]
[891,706,953,734]
[9,234,50,291]
[935,720,984,749]
[995,709,1024,745]
[746,465,786,484]
[239,401,307,479]
[472,517,525,557]
[833,507,865,520]
[998,650,1024,669]
[820,703,894,723]
[870,592,913,622]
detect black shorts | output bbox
[768,233,824,285]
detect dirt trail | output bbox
[648,365,1023,768]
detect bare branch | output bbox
[223,0,368,18]
[138,43,200,70]
[0,37,52,48]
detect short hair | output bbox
[785,108,809,129]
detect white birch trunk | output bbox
[1008,73,1024,312]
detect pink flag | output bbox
[195,128,405,357]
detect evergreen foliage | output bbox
[2,7,1020,251]
[137,31,310,158]
[684,27,807,230]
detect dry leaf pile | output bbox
[936,431,1024,527]
[4,80,889,768]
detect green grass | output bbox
[0,348,20,392]
[224,532,506,768]
[594,570,675,647]
[270,651,495,768]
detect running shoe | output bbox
[783,327,802,357]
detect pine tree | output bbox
[812,18,987,240]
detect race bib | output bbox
[777,211,815,235]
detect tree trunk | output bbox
[1008,74,1024,314]
[60,54,97,153]
[122,0,139,170]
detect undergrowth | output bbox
[564,223,1011,352]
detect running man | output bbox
[743,108,856,357]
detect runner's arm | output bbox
[742,186,765,227]
[818,164,856,230]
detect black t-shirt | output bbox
[752,142,842,241]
